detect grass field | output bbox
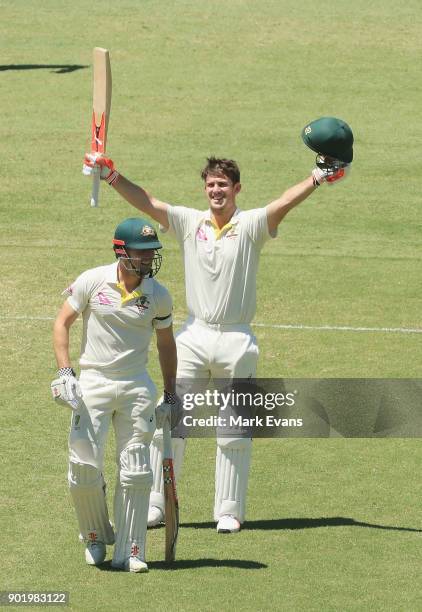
[1,1,421,610]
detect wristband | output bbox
[164,390,177,404]
[58,367,76,377]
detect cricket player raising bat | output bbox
[51,218,181,571]
[83,117,353,533]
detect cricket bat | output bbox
[162,420,179,563]
[90,47,112,207]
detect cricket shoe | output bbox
[111,556,148,573]
[85,540,106,565]
[147,505,164,528]
[126,556,148,573]
[216,515,241,533]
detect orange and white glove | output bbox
[82,153,120,185]
[312,156,351,186]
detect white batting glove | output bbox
[82,153,120,185]
[312,158,351,186]
[51,368,83,411]
[155,391,183,430]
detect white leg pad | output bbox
[149,430,186,513]
[214,437,252,523]
[112,444,153,567]
[68,462,115,545]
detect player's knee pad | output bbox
[214,437,252,523]
[68,461,102,490]
[119,444,153,491]
[68,461,115,544]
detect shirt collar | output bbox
[203,208,241,226]
[106,261,153,294]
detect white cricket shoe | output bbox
[147,505,164,527]
[126,556,149,573]
[112,556,149,573]
[217,515,241,533]
[85,540,106,565]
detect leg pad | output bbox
[214,437,252,523]
[112,444,152,566]
[68,462,115,544]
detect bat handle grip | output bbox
[162,420,173,459]
[90,166,101,207]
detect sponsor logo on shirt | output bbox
[196,227,208,241]
[225,228,238,239]
[97,291,113,305]
[135,295,150,314]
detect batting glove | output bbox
[312,156,351,186]
[82,153,120,185]
[155,391,183,430]
[51,368,83,411]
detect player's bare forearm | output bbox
[53,302,79,369]
[266,176,317,233]
[53,323,71,368]
[156,325,177,393]
[112,175,170,228]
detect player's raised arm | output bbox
[267,117,353,234]
[266,175,317,233]
[83,154,170,228]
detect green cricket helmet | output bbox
[301,117,354,163]
[113,217,162,277]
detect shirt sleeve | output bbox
[152,285,173,329]
[160,205,199,243]
[242,207,277,249]
[62,270,92,314]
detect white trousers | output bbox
[176,318,259,380]
[68,369,157,549]
[175,318,258,523]
[69,369,157,468]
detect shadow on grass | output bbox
[97,558,267,572]
[181,517,422,533]
[0,64,88,74]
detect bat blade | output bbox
[163,421,179,563]
[90,47,112,207]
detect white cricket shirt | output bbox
[162,206,275,324]
[64,262,172,375]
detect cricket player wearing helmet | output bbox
[51,218,181,571]
[83,117,353,533]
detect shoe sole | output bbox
[111,561,149,573]
[128,565,149,573]
[217,528,240,534]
